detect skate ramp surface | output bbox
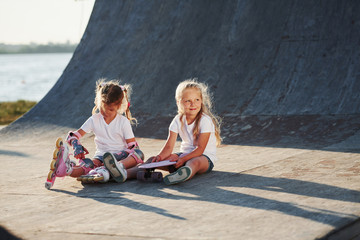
[0,1,360,239]
[1,0,360,149]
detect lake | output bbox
[0,53,73,102]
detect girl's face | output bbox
[181,88,202,118]
[100,102,120,120]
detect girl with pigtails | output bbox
[45,79,144,189]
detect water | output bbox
[0,53,73,102]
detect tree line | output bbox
[0,42,78,54]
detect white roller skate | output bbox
[45,138,75,189]
[77,166,110,183]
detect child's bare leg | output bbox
[163,156,210,185]
[70,167,85,177]
[126,156,155,179]
[119,155,137,169]
[70,159,102,177]
[185,156,210,179]
[126,165,141,179]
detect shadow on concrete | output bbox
[52,171,359,227]
[0,149,30,158]
[0,225,23,240]
[52,187,186,220]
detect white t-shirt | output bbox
[80,113,134,157]
[169,114,217,163]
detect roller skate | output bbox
[45,138,75,189]
[77,150,130,184]
[77,166,110,183]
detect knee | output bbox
[186,157,209,172]
[130,149,145,164]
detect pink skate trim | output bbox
[127,141,138,149]
[125,141,139,154]
[45,171,56,189]
[54,144,73,178]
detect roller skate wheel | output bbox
[136,171,146,181]
[47,170,55,181]
[55,138,63,148]
[45,182,52,190]
[77,175,91,183]
[93,175,104,182]
[78,177,89,182]
[50,159,57,170]
[152,172,163,182]
[53,148,60,159]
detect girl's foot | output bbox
[103,152,127,182]
[163,166,192,185]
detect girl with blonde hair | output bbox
[129,78,221,185]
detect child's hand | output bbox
[149,155,161,163]
[168,154,179,162]
[74,146,89,160]
[175,158,186,168]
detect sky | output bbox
[0,0,95,44]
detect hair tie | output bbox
[120,85,125,91]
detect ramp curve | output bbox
[2,0,360,149]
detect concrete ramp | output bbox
[1,0,360,149]
[0,1,360,239]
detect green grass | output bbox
[0,100,37,125]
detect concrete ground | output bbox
[0,133,359,240]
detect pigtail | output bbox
[120,84,137,125]
[92,78,107,115]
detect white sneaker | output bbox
[163,166,192,185]
[103,152,127,182]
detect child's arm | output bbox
[175,132,211,168]
[152,131,177,162]
[125,138,136,146]
[77,129,86,137]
